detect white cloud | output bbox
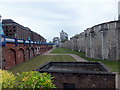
[0,0,119,41]
[1,0,119,2]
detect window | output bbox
[63,83,75,90]
[6,34,8,36]
[13,30,16,32]
[6,30,8,32]
[13,26,16,28]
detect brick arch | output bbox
[37,47,40,55]
[25,48,30,61]
[17,48,25,64]
[34,48,38,56]
[30,48,34,58]
[40,45,44,54]
[6,49,16,69]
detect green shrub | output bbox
[0,69,16,88]
[15,71,56,88]
[0,69,56,89]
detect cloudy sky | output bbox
[0,0,119,42]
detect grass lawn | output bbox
[51,48,119,73]
[9,55,76,74]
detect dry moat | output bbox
[35,61,116,89]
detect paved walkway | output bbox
[44,47,119,89]
[44,47,87,62]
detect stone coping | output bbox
[35,61,115,75]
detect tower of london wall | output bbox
[62,20,120,61]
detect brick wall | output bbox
[2,42,53,69]
[52,73,115,88]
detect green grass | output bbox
[51,48,119,73]
[9,55,76,74]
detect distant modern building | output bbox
[60,30,68,43]
[53,37,60,46]
[118,1,120,20]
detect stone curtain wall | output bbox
[62,20,120,61]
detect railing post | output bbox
[29,40,31,46]
[24,40,26,46]
[15,38,18,46]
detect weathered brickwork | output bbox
[1,18,53,69]
[62,20,120,61]
[2,19,46,42]
[52,73,115,88]
[2,40,53,70]
[36,62,116,88]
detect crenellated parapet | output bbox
[62,20,120,61]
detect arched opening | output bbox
[17,48,24,64]
[34,48,37,56]
[6,49,16,69]
[38,47,40,55]
[30,48,34,58]
[25,48,30,61]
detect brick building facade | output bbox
[1,19,53,69]
[2,19,46,43]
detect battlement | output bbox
[62,20,120,61]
